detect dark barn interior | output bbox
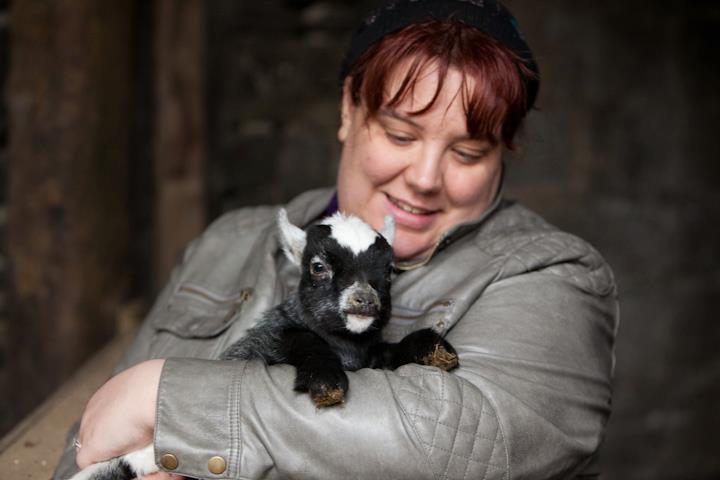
[0,1,718,478]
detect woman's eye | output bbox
[454,148,485,163]
[386,131,414,145]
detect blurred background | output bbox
[0,1,718,478]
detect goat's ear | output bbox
[380,215,395,246]
[277,208,306,266]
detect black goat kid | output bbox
[221,209,458,407]
[68,209,457,480]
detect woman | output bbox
[56,1,618,478]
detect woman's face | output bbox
[336,64,504,261]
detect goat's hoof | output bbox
[422,343,459,371]
[310,384,346,407]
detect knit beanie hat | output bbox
[340,0,540,110]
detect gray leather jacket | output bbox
[55,188,618,480]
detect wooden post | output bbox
[5,2,132,420]
[154,0,207,289]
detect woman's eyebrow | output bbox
[379,108,423,130]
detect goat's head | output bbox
[278,208,394,335]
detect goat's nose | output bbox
[349,291,376,308]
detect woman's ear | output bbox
[337,77,355,143]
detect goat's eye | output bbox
[310,262,326,275]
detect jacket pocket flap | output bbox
[153,283,251,338]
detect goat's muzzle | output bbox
[341,282,381,333]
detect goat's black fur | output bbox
[220,210,458,407]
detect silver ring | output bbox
[73,438,82,450]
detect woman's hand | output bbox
[75,359,166,469]
[140,473,184,480]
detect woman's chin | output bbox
[391,236,434,263]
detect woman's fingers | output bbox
[76,359,166,468]
[140,473,185,480]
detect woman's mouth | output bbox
[385,194,438,215]
[384,193,440,229]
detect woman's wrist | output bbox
[76,358,166,468]
[138,358,166,432]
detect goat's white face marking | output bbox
[321,212,379,256]
[345,314,375,334]
[339,281,377,334]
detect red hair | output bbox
[348,20,535,148]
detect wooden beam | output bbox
[154,0,207,289]
[5,1,132,423]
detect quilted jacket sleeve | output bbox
[152,235,618,480]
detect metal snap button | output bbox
[208,455,227,474]
[160,453,179,470]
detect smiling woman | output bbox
[337,19,534,263]
[337,64,505,262]
[55,2,618,480]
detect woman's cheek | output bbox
[364,147,406,186]
[447,162,500,208]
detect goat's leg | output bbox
[279,328,349,407]
[370,328,459,371]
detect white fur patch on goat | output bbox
[345,314,374,333]
[124,444,157,476]
[321,212,378,255]
[68,444,157,480]
[278,208,307,265]
[340,281,377,334]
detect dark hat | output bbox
[340,0,540,110]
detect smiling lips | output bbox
[384,193,440,229]
[386,193,438,215]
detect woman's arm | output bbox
[59,225,617,480]
[74,359,164,470]
[145,247,615,479]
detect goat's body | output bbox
[220,294,382,371]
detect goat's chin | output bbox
[344,314,376,334]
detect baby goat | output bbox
[68,209,457,480]
[221,209,458,406]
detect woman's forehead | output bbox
[377,61,486,139]
[388,61,469,109]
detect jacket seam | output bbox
[230,362,248,478]
[440,374,463,480]
[401,412,500,440]
[498,232,586,271]
[473,378,511,480]
[396,374,508,479]
[460,384,482,480]
[396,388,498,416]
[387,370,441,480]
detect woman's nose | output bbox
[404,147,443,194]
